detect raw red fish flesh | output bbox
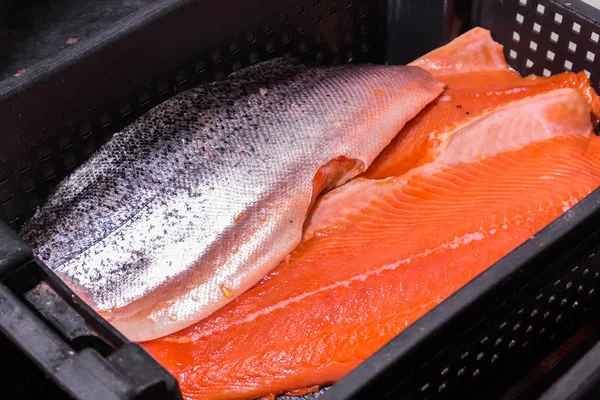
[143,29,600,399]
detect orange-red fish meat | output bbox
[143,28,600,400]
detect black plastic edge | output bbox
[383,0,456,65]
[0,258,182,400]
[538,335,600,400]
[322,187,600,400]
[0,219,32,277]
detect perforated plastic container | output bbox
[1,0,600,399]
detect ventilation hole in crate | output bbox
[281,12,289,26]
[212,50,223,64]
[516,13,524,24]
[592,32,600,44]
[546,50,555,61]
[359,3,368,17]
[476,352,485,361]
[509,49,518,60]
[461,351,469,359]
[578,283,585,293]
[0,172,6,185]
[537,4,545,14]
[550,31,559,43]
[360,22,368,35]
[543,311,551,319]
[315,32,323,44]
[513,322,522,331]
[5,207,18,223]
[21,176,34,192]
[17,158,30,173]
[568,41,577,53]
[495,337,503,346]
[566,281,574,290]
[37,147,51,162]
[1,190,12,203]
[314,14,322,26]
[529,41,539,52]
[564,60,573,70]
[331,24,339,35]
[100,113,112,129]
[518,307,525,315]
[157,82,169,96]
[119,103,132,118]
[583,268,590,276]
[42,164,55,181]
[232,61,242,72]
[265,42,275,54]
[561,297,569,306]
[526,58,534,68]
[556,313,563,323]
[549,294,556,303]
[589,287,596,297]
[298,23,306,34]
[282,31,291,44]
[438,382,447,392]
[480,336,489,345]
[473,369,480,377]
[519,0,527,5]
[499,321,508,330]
[531,308,539,317]
[540,327,546,335]
[249,51,259,64]
[572,300,579,309]
[554,278,562,286]
[345,32,353,44]
[587,51,596,62]
[346,50,354,61]
[263,23,273,34]
[345,0,353,8]
[300,40,309,53]
[63,153,76,169]
[421,383,430,392]
[536,292,544,301]
[573,22,581,34]
[80,121,91,139]
[457,368,466,377]
[584,70,591,78]
[228,42,239,55]
[57,133,72,150]
[139,91,150,107]
[589,251,596,259]
[533,23,541,34]
[594,271,599,280]
[526,325,533,334]
[27,197,39,211]
[330,5,337,16]
[554,13,563,24]
[441,367,450,376]
[297,4,305,15]
[513,31,520,42]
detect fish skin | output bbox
[141,30,600,399]
[142,87,600,400]
[19,58,444,342]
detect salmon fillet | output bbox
[364,27,600,179]
[142,29,600,399]
[19,59,443,341]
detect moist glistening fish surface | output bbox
[20,57,444,341]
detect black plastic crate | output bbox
[1,0,600,399]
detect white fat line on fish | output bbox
[485,87,526,96]
[172,202,566,344]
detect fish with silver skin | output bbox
[19,58,444,341]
